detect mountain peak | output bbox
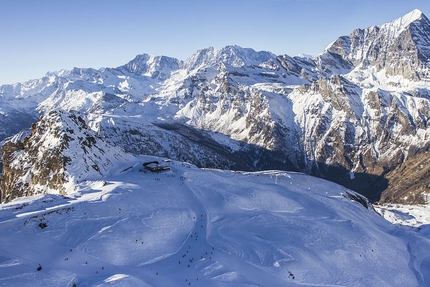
[184,45,275,70]
[381,9,427,38]
[121,53,181,79]
[400,9,425,24]
[320,8,430,79]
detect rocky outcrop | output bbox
[1,114,69,202]
[0,110,133,203]
[322,9,430,80]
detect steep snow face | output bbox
[0,158,429,286]
[381,9,425,39]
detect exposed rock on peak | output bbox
[0,110,133,202]
[184,46,276,71]
[322,9,430,80]
[121,54,182,80]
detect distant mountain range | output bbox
[1,9,430,204]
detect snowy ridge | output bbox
[184,45,276,71]
[322,9,430,80]
[382,9,425,38]
[121,54,182,80]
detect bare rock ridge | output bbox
[1,110,133,202]
[1,10,430,203]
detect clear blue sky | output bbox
[1,0,430,85]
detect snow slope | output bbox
[0,157,429,286]
[376,203,430,228]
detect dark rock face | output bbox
[380,152,430,204]
[0,110,132,203]
[1,113,69,202]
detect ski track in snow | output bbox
[183,170,294,287]
[0,158,430,286]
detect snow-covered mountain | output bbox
[1,10,430,287]
[322,9,430,80]
[1,156,430,286]
[2,10,430,203]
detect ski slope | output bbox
[0,156,430,286]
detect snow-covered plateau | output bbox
[1,158,430,286]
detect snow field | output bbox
[375,203,430,228]
[0,157,429,286]
[185,170,418,286]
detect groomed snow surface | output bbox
[1,157,430,287]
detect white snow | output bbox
[375,203,430,228]
[1,157,430,286]
[380,9,424,39]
